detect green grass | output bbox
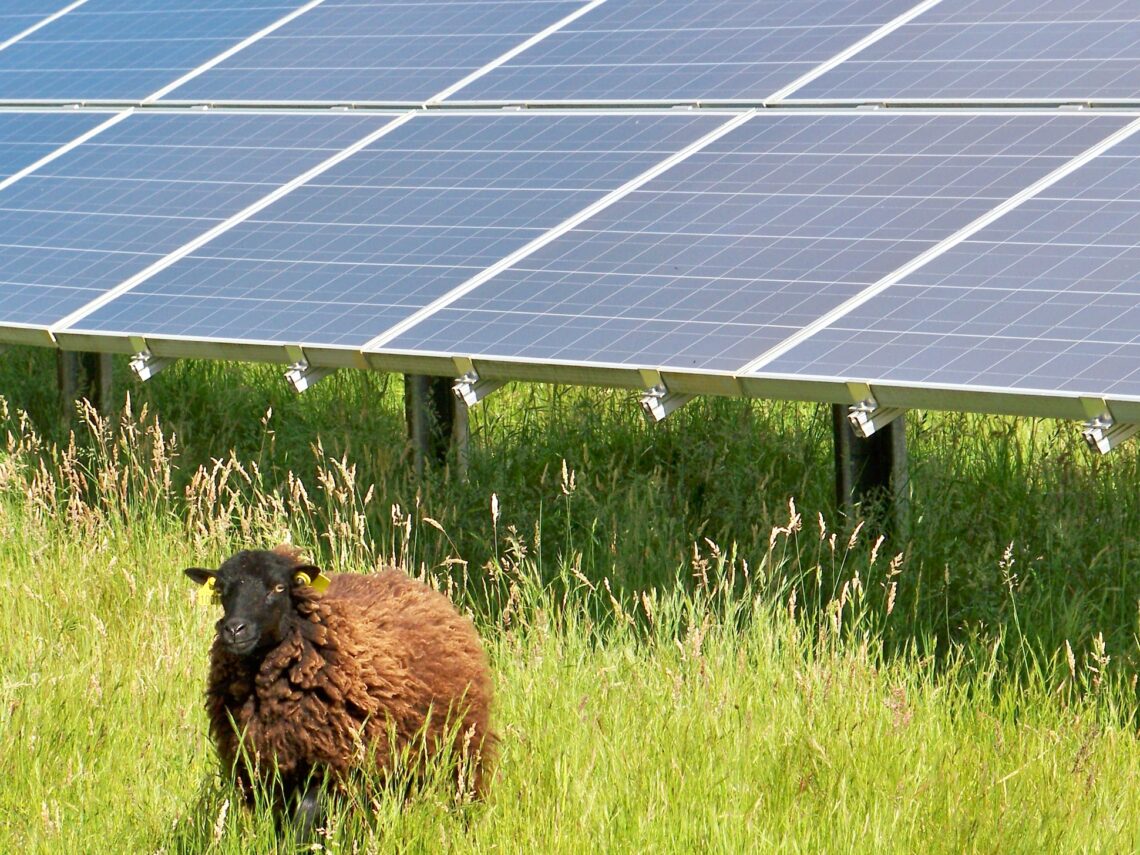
[3,349,1140,852]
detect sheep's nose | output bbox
[222,620,249,643]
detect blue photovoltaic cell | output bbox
[765,126,1140,399]
[0,0,306,101]
[0,1,71,43]
[798,0,1140,102]
[0,111,392,329]
[460,0,920,103]
[0,110,115,180]
[163,1,585,104]
[385,113,1131,374]
[71,112,724,347]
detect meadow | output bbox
[2,345,1140,852]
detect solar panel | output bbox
[795,0,1140,103]
[0,1,74,45]
[4,1,1140,431]
[160,1,588,105]
[376,112,1130,375]
[0,110,394,334]
[0,110,117,181]
[63,112,726,349]
[457,0,923,104]
[761,119,1140,400]
[0,1,307,102]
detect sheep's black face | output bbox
[185,550,318,658]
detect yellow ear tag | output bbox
[197,576,221,607]
[294,571,331,594]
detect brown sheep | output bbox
[184,546,495,834]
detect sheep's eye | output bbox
[271,583,287,596]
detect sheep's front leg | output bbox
[293,782,324,844]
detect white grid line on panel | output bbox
[430,0,609,103]
[0,0,87,53]
[66,113,731,347]
[144,0,329,103]
[449,0,935,103]
[0,109,132,195]
[791,2,1140,103]
[50,110,418,335]
[767,0,942,102]
[387,113,1122,373]
[739,114,1140,375]
[781,145,1140,391]
[361,109,756,351]
[144,2,603,107]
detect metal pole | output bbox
[405,374,465,475]
[58,351,114,419]
[831,403,909,536]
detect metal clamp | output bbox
[128,350,174,382]
[453,370,504,407]
[1082,413,1140,454]
[284,361,334,394]
[639,383,694,423]
[847,397,904,438]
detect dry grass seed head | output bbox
[560,459,576,496]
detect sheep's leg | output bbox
[292,783,324,844]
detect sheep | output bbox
[184,546,495,834]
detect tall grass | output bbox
[1,349,1140,851]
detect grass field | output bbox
[3,347,1140,852]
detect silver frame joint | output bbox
[639,383,694,423]
[128,350,173,382]
[284,360,334,394]
[1081,414,1139,454]
[848,398,904,438]
[453,370,503,407]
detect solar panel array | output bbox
[386,113,1127,373]
[794,0,1140,104]
[455,0,923,104]
[0,111,392,333]
[163,1,589,105]
[0,109,113,180]
[0,2,73,45]
[4,0,1140,425]
[71,112,724,348]
[0,1,309,102]
[766,126,1140,398]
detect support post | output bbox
[451,394,470,481]
[57,351,113,419]
[832,403,908,536]
[405,374,467,476]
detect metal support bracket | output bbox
[1081,413,1140,454]
[453,370,503,407]
[847,397,905,438]
[128,349,173,382]
[639,383,694,423]
[284,360,334,394]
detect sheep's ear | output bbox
[185,568,222,606]
[292,564,330,593]
[184,567,216,587]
